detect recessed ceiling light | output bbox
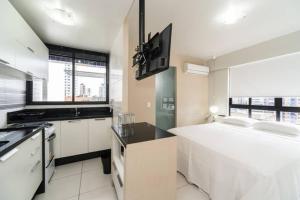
[47,8,76,26]
[218,5,247,25]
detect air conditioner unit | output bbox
[183,63,209,75]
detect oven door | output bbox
[46,156,55,184]
[47,133,56,166]
[45,133,56,183]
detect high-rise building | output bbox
[64,64,72,97]
[99,83,106,101]
[87,88,91,97]
[80,83,86,96]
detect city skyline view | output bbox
[231,97,300,124]
[43,59,107,102]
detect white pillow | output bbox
[221,116,257,127]
[253,121,300,135]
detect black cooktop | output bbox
[7,122,52,129]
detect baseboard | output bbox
[55,149,110,166]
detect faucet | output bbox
[109,99,114,112]
[75,107,80,117]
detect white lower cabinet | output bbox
[0,131,43,200]
[88,118,112,152]
[61,119,89,157]
[56,117,112,158]
[111,131,177,200]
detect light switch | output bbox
[146,102,151,108]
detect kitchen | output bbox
[0,0,124,199]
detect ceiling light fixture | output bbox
[218,5,247,25]
[47,8,76,26]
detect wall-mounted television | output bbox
[132,0,172,80]
[133,24,172,80]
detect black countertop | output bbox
[0,126,43,157]
[7,107,112,124]
[111,122,176,147]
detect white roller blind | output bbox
[230,52,300,97]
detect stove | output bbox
[7,122,52,129]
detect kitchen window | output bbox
[27,44,109,105]
[229,97,300,124]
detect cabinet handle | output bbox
[0,58,9,65]
[48,133,56,142]
[31,160,41,173]
[117,174,123,188]
[31,146,41,157]
[0,148,18,162]
[68,120,81,123]
[112,161,117,170]
[27,46,35,53]
[26,71,33,76]
[94,118,105,121]
[31,132,41,140]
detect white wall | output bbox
[208,30,300,115]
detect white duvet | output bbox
[168,122,300,200]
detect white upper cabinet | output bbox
[0,0,48,79]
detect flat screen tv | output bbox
[133,23,172,80]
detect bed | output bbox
[168,122,300,200]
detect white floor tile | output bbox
[53,161,83,180]
[177,185,209,200]
[79,186,117,200]
[177,173,188,189]
[80,169,112,194]
[82,158,102,172]
[35,174,81,200]
[35,195,79,200]
[36,158,210,200]
[66,196,79,200]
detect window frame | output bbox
[229,97,300,121]
[26,44,110,105]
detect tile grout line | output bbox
[78,162,84,200]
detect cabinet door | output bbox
[0,0,49,79]
[0,0,17,66]
[0,131,42,200]
[0,29,15,67]
[51,121,61,158]
[88,118,112,152]
[61,120,89,157]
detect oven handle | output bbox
[47,133,56,142]
[46,155,55,168]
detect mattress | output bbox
[168,122,300,200]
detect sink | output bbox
[0,141,9,147]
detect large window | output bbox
[230,97,300,124]
[27,45,109,104]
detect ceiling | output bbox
[129,0,300,59]
[10,0,134,53]
[10,0,300,59]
